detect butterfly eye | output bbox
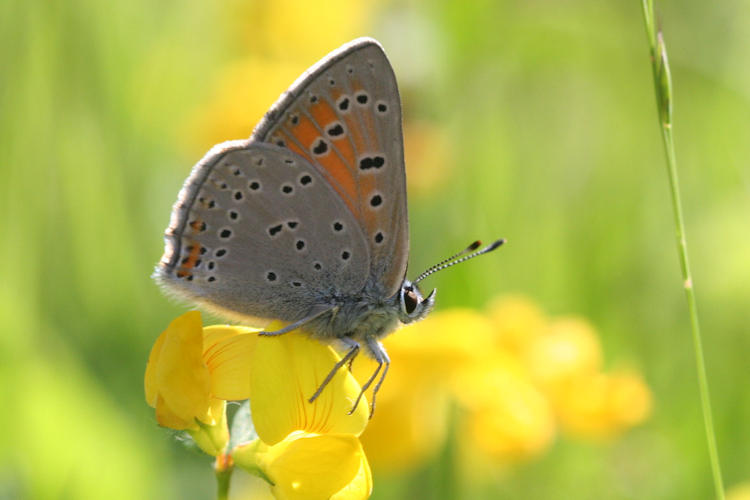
[403,289,419,315]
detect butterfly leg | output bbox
[258,306,337,336]
[347,363,381,417]
[348,338,390,418]
[368,340,390,419]
[308,337,360,403]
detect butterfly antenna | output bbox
[412,240,481,283]
[413,239,505,284]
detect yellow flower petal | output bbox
[203,324,257,350]
[554,373,613,437]
[260,432,370,500]
[608,371,652,427]
[727,482,750,500]
[382,309,496,380]
[449,349,523,409]
[225,0,374,62]
[233,433,370,499]
[330,447,373,500]
[250,332,368,445]
[459,362,556,462]
[404,121,453,196]
[183,59,305,154]
[203,325,259,400]
[153,394,193,430]
[144,326,167,406]
[360,381,449,473]
[354,310,495,473]
[556,371,652,438]
[525,317,603,389]
[487,294,547,354]
[145,311,213,429]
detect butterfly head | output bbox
[397,239,506,325]
[398,280,436,324]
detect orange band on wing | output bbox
[275,129,359,217]
[341,112,367,154]
[286,115,319,151]
[330,135,357,176]
[313,150,358,211]
[309,100,339,130]
[276,131,309,160]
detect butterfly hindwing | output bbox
[252,38,409,298]
[155,142,370,324]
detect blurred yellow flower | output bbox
[358,295,652,477]
[225,0,374,62]
[457,356,556,462]
[490,299,651,440]
[728,482,750,500]
[403,121,454,197]
[185,58,306,152]
[523,317,603,390]
[487,294,547,354]
[554,371,652,438]
[360,309,556,471]
[185,0,376,155]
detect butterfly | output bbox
[155,37,503,416]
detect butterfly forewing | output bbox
[156,142,369,324]
[252,38,409,298]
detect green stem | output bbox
[215,453,234,500]
[660,111,725,500]
[640,2,725,498]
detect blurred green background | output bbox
[1,0,748,498]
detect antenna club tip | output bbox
[468,240,482,251]
[488,238,506,251]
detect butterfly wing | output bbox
[155,141,369,325]
[252,38,409,298]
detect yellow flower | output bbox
[728,482,750,500]
[144,311,228,455]
[456,355,556,462]
[234,432,371,500]
[360,308,556,471]
[224,330,371,499]
[554,371,652,438]
[184,58,307,153]
[184,0,376,155]
[403,121,454,197]
[225,0,374,62]
[523,317,603,390]
[146,312,372,498]
[245,331,368,444]
[449,301,559,467]
[513,315,652,439]
[487,295,547,354]
[358,295,653,477]
[358,365,450,474]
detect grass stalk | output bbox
[640,2,725,498]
